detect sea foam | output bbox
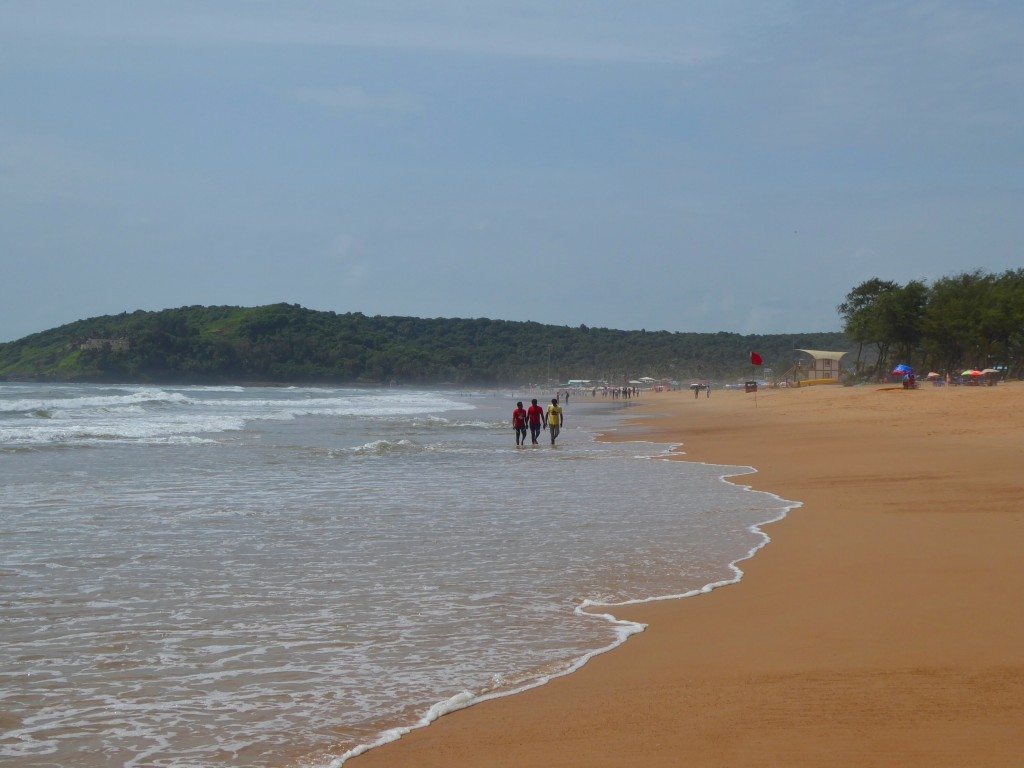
[1,385,795,768]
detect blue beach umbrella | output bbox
[892,363,913,376]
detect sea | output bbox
[0,383,794,767]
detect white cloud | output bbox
[326,234,372,287]
[0,132,133,205]
[290,85,416,113]
[0,1,732,66]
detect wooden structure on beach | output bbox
[790,349,851,386]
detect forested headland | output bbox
[0,304,844,385]
[838,269,1024,378]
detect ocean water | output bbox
[0,383,793,767]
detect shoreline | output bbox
[319,402,788,767]
[348,383,1024,767]
[328,473,795,768]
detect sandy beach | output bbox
[350,382,1024,767]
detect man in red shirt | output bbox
[512,401,528,447]
[526,398,545,445]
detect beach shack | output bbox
[793,349,851,386]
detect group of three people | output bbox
[512,398,564,446]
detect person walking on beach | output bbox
[512,401,528,447]
[545,398,564,445]
[526,398,545,445]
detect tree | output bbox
[838,278,899,376]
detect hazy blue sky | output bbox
[2,1,1021,341]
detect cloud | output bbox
[325,234,372,286]
[0,1,730,66]
[290,85,417,113]
[0,132,133,205]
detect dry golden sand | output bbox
[347,383,1024,767]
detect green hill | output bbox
[0,304,846,384]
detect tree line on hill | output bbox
[838,269,1024,378]
[0,304,845,385]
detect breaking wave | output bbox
[348,439,424,456]
[0,389,195,414]
[0,385,471,447]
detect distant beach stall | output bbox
[792,349,851,386]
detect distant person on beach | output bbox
[545,398,564,445]
[706,383,711,398]
[512,401,528,447]
[526,399,545,445]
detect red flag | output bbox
[750,351,763,366]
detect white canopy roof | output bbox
[796,349,851,362]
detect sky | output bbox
[1,1,1022,341]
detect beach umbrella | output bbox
[981,368,1000,375]
[961,369,982,377]
[892,363,913,376]
[926,372,941,380]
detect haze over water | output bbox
[0,384,790,766]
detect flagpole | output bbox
[749,351,762,408]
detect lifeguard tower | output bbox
[785,349,851,386]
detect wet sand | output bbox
[348,382,1024,767]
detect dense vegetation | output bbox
[839,269,1024,378]
[0,304,845,385]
